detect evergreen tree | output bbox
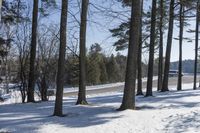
[157,0,165,91]
[77,0,89,105]
[177,1,184,91]
[146,0,157,97]
[27,0,39,102]
[87,56,101,85]
[53,0,68,116]
[66,55,79,86]
[137,0,144,95]
[194,0,200,90]
[87,43,105,85]
[106,54,121,83]
[99,57,108,84]
[162,0,175,92]
[115,53,127,82]
[118,0,141,110]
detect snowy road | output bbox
[63,75,197,96]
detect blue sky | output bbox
[40,0,196,62]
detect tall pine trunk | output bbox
[27,0,38,102]
[162,0,175,92]
[76,0,89,105]
[0,0,2,22]
[177,3,184,91]
[118,0,141,110]
[53,0,68,116]
[194,0,200,90]
[136,0,143,96]
[157,0,164,91]
[146,0,157,97]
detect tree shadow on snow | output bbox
[1,88,200,132]
[0,97,123,132]
[136,89,200,109]
[163,110,200,133]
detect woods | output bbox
[1,0,200,121]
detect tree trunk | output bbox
[177,4,184,91]
[0,0,2,22]
[157,0,164,91]
[19,63,26,103]
[41,75,48,101]
[162,0,175,92]
[76,0,89,105]
[53,0,68,116]
[118,0,141,110]
[136,0,143,96]
[194,0,199,90]
[27,0,39,102]
[146,0,157,97]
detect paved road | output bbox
[63,75,198,97]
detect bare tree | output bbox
[37,24,59,101]
[15,18,31,103]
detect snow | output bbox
[1,83,200,133]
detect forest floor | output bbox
[1,77,200,133]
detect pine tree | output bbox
[118,0,141,110]
[67,56,79,86]
[77,0,89,105]
[194,0,200,90]
[137,0,144,96]
[53,0,68,116]
[157,0,164,91]
[115,53,127,82]
[162,0,175,92]
[146,0,157,97]
[87,56,101,85]
[27,0,39,102]
[99,58,108,84]
[177,1,184,91]
[106,55,121,83]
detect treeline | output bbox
[66,43,127,86]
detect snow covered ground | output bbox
[1,83,200,133]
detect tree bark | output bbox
[27,0,39,102]
[118,0,141,110]
[177,3,184,91]
[53,0,68,116]
[136,0,143,96]
[162,0,175,92]
[194,0,200,90]
[157,0,164,91]
[0,0,2,22]
[76,0,89,105]
[41,75,48,101]
[146,0,157,97]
